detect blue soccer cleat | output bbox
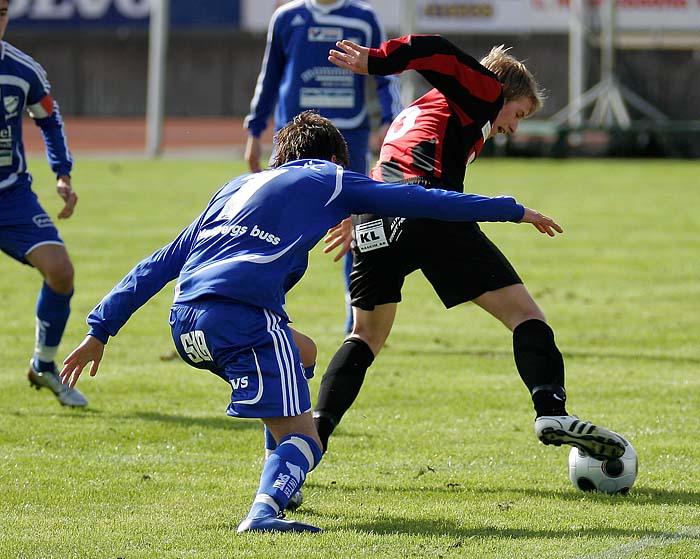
[236,514,321,534]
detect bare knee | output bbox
[27,245,75,294]
[510,307,547,332]
[42,259,74,294]
[348,326,387,357]
[349,304,396,356]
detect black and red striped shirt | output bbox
[367,35,504,192]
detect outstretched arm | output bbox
[60,335,105,388]
[323,209,562,261]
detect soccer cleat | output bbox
[28,361,88,408]
[285,489,304,512]
[236,514,321,534]
[535,415,625,460]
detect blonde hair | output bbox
[481,45,545,116]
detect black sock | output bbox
[314,337,375,452]
[513,319,568,417]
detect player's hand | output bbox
[520,207,563,237]
[323,217,354,262]
[245,135,262,173]
[328,40,370,75]
[60,335,105,388]
[56,175,78,219]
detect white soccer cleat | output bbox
[28,361,88,408]
[535,415,625,460]
[285,489,304,512]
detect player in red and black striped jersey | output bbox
[314,35,628,463]
[366,34,525,190]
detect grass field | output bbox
[1,157,698,558]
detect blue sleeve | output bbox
[243,10,287,138]
[25,62,73,177]
[369,14,402,124]
[34,99,73,178]
[337,170,525,223]
[86,217,203,344]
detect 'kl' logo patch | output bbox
[355,219,389,253]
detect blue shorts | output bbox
[0,186,64,265]
[169,299,311,419]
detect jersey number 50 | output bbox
[180,330,213,363]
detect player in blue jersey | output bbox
[59,111,561,533]
[0,0,87,408]
[244,0,402,335]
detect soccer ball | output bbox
[568,437,638,495]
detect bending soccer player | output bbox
[59,111,561,534]
[313,35,627,461]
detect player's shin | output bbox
[512,319,568,417]
[313,337,375,451]
[34,282,73,370]
[246,433,322,520]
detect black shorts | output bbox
[349,214,522,310]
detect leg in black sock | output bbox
[513,319,568,417]
[314,337,375,451]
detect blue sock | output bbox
[34,282,72,372]
[303,363,316,380]
[264,426,277,452]
[247,433,322,519]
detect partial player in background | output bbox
[244,0,402,334]
[0,0,86,407]
[59,111,562,533]
[314,35,627,461]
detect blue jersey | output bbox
[86,160,524,343]
[0,42,72,191]
[244,0,402,137]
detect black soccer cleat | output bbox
[535,415,625,460]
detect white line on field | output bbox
[570,526,700,559]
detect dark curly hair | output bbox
[271,111,350,169]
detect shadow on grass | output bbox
[305,480,700,507]
[6,407,261,432]
[400,346,700,365]
[127,411,260,431]
[335,518,698,540]
[214,505,700,539]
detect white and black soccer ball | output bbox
[568,438,638,495]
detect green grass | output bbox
[1,157,699,558]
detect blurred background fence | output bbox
[11,0,700,157]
